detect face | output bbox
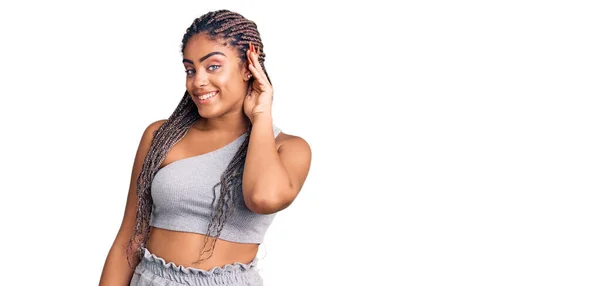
[183,33,250,119]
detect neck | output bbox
[193,110,250,134]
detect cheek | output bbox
[185,78,193,90]
[215,71,244,93]
[211,73,230,88]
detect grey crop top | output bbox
[149,126,282,244]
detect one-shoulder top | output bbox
[149,126,282,244]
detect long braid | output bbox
[126,9,271,268]
[125,92,198,267]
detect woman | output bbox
[99,9,312,286]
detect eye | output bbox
[208,65,221,71]
[185,69,195,76]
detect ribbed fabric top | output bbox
[149,126,282,244]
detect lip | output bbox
[194,91,218,104]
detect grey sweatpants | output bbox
[130,248,263,286]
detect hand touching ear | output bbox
[244,43,273,124]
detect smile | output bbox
[196,91,218,101]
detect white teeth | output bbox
[198,91,217,100]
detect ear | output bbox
[242,65,252,82]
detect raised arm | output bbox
[242,115,312,214]
[241,44,312,215]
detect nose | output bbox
[193,70,208,88]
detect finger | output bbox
[246,43,257,66]
[247,63,268,91]
[245,45,266,79]
[246,48,263,83]
[246,43,271,90]
[249,54,269,86]
[250,49,265,74]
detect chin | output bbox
[196,106,223,119]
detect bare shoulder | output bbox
[135,119,168,153]
[135,118,168,169]
[144,119,168,137]
[274,131,312,192]
[112,118,168,244]
[275,131,311,156]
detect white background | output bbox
[0,0,599,285]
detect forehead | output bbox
[183,33,238,62]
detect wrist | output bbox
[250,108,272,125]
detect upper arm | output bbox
[276,133,312,196]
[115,119,167,242]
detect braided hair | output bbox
[126,9,271,268]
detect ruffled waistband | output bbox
[140,247,259,277]
[134,247,262,285]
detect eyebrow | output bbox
[182,51,226,64]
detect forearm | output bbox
[242,114,294,214]
[99,238,137,285]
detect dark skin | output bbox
[110,33,311,272]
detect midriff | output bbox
[145,226,259,270]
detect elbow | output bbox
[245,189,294,215]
